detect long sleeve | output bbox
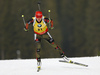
[50,20,53,27]
[44,18,53,28]
[25,19,34,29]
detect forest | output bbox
[0,0,100,59]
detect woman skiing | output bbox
[24,11,68,71]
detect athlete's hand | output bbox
[49,27,54,30]
[24,28,29,32]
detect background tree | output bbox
[0,0,100,59]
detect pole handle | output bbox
[48,10,51,28]
[22,15,26,26]
[22,15,24,17]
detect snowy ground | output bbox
[0,56,100,75]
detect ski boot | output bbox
[37,58,41,72]
[61,53,71,63]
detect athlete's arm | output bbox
[44,18,53,28]
[25,19,34,29]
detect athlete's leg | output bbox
[34,34,41,64]
[43,32,65,57]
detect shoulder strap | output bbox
[42,16,46,25]
[32,17,36,26]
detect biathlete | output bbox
[24,11,68,69]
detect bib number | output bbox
[38,28,42,31]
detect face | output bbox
[36,18,42,22]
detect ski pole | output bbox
[22,15,26,26]
[38,1,41,11]
[48,10,51,28]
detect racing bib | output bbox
[33,20,48,35]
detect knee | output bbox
[37,49,40,52]
[48,38,54,43]
[55,46,59,50]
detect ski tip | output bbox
[22,15,24,17]
[37,70,39,72]
[37,69,40,72]
[85,65,88,67]
[37,66,41,72]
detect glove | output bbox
[49,27,54,30]
[51,27,54,30]
[24,28,29,32]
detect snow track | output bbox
[0,56,100,75]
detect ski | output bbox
[37,66,41,72]
[59,60,88,67]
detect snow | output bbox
[0,56,100,75]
